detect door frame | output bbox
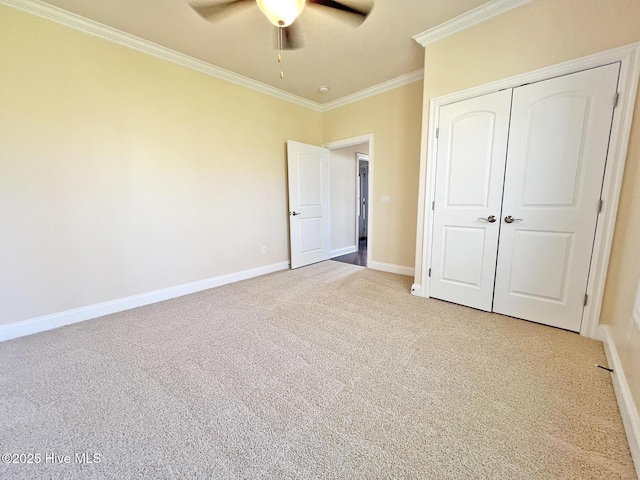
[414,42,640,339]
[324,134,374,269]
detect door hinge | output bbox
[435,127,439,139]
[431,201,435,211]
[584,293,589,306]
[428,268,432,277]
[598,199,603,213]
[614,92,619,108]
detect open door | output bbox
[287,140,331,269]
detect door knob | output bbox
[477,215,497,223]
[290,211,301,216]
[504,215,523,223]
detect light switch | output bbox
[380,195,391,204]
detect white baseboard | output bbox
[598,325,640,478]
[331,245,358,258]
[369,261,414,277]
[410,279,429,298]
[0,261,290,343]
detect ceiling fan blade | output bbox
[282,24,304,50]
[308,0,373,24]
[187,0,254,22]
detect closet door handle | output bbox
[478,215,497,223]
[504,215,523,224]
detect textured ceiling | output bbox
[33,0,490,103]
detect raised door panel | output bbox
[440,226,486,288]
[429,89,512,311]
[520,95,589,207]
[298,154,323,207]
[493,63,620,331]
[507,230,573,302]
[446,112,496,207]
[298,218,323,254]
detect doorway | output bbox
[324,135,373,268]
[332,151,369,267]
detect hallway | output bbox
[332,238,367,267]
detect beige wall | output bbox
[0,6,322,324]
[414,0,640,430]
[604,102,640,407]
[323,82,424,268]
[329,143,368,253]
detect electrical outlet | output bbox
[261,246,267,255]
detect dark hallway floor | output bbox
[332,238,367,267]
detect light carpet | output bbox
[0,261,635,479]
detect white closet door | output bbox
[493,64,620,331]
[429,90,512,311]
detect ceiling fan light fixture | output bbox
[256,0,306,27]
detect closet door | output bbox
[493,64,620,331]
[429,90,512,311]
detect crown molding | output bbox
[1,0,323,111]
[413,0,532,47]
[2,0,424,113]
[320,69,424,112]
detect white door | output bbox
[429,89,513,311]
[493,64,620,331]
[287,140,331,269]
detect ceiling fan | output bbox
[186,0,374,50]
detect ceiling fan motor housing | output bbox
[256,0,306,27]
